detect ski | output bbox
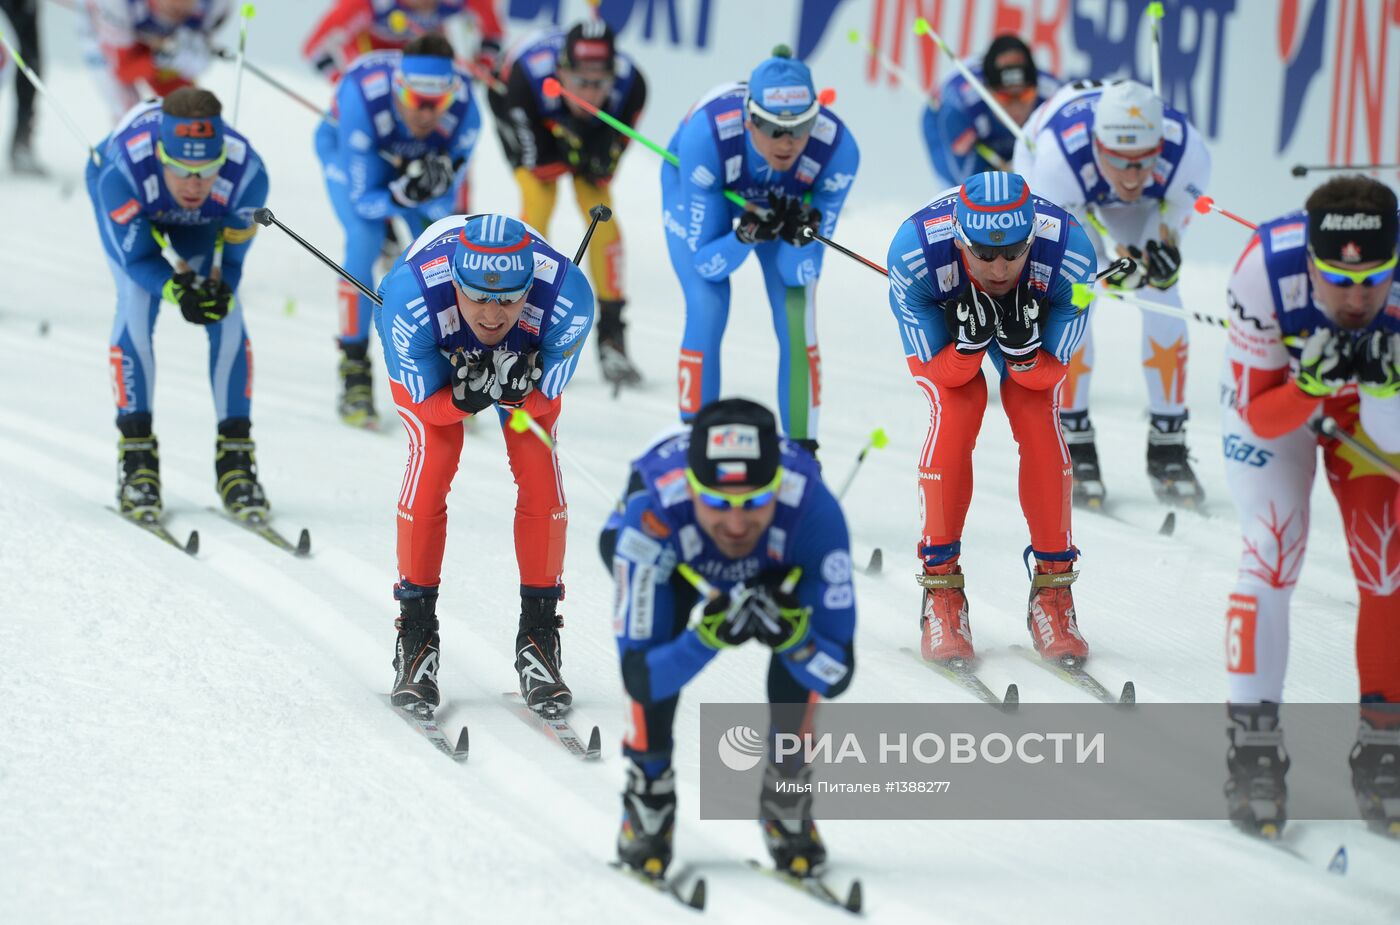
[1010,645,1135,704]
[1080,500,1175,537]
[384,696,469,762]
[746,860,862,914]
[901,647,1018,711]
[860,548,883,576]
[210,508,311,556]
[110,507,199,556]
[608,861,706,910]
[502,693,602,760]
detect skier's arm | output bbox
[217,162,269,293]
[677,121,751,281]
[531,264,596,402]
[500,64,551,170]
[774,126,859,287]
[417,95,482,222]
[1160,121,1212,239]
[1224,237,1316,438]
[1007,216,1096,390]
[303,0,370,76]
[614,496,718,704]
[94,166,173,296]
[336,83,409,221]
[930,87,982,182]
[779,483,856,697]
[886,219,984,388]
[376,272,461,424]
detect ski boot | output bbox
[1147,413,1204,508]
[1350,711,1400,838]
[916,550,974,665]
[337,341,378,429]
[391,584,441,710]
[596,299,642,390]
[1061,411,1106,508]
[759,763,827,876]
[215,419,269,521]
[516,595,572,716]
[616,763,677,878]
[116,415,161,520]
[1025,549,1088,666]
[1224,703,1290,839]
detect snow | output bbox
[2,10,1398,925]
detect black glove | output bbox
[1295,328,1355,397]
[571,132,622,184]
[943,286,999,355]
[1354,330,1400,398]
[735,571,811,652]
[1144,239,1182,290]
[389,154,456,206]
[492,350,542,407]
[163,271,230,325]
[735,202,788,245]
[450,352,499,415]
[195,276,235,323]
[995,282,1045,369]
[1104,250,1147,290]
[779,200,822,247]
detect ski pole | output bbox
[573,204,611,265]
[230,4,256,124]
[836,428,888,500]
[1147,2,1165,98]
[213,48,325,118]
[252,208,381,304]
[1292,162,1400,177]
[1086,286,1230,329]
[1193,195,1257,231]
[0,29,100,164]
[506,409,622,505]
[541,77,888,275]
[1315,416,1400,484]
[913,17,1032,150]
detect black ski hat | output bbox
[687,398,782,489]
[983,35,1037,90]
[560,19,617,72]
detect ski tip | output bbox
[295,528,312,556]
[1159,511,1177,536]
[685,877,707,910]
[867,548,883,575]
[1119,681,1137,706]
[585,724,603,760]
[454,726,470,761]
[1327,845,1348,875]
[845,879,863,913]
[185,530,200,556]
[1002,683,1020,711]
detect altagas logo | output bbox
[1319,212,1383,231]
[717,725,765,771]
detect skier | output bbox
[662,47,860,454]
[86,87,271,522]
[602,398,856,879]
[1,0,44,173]
[81,0,228,123]
[1219,174,1400,838]
[373,213,595,717]
[886,170,1098,666]
[315,33,481,428]
[921,34,1058,187]
[487,20,647,389]
[1014,78,1212,508]
[303,0,504,83]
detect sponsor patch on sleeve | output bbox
[373,110,395,137]
[108,198,141,225]
[776,468,807,506]
[420,254,454,288]
[224,136,248,165]
[210,177,233,206]
[656,468,689,507]
[1060,121,1089,154]
[1163,117,1184,145]
[362,72,390,100]
[923,213,953,244]
[518,302,543,335]
[806,650,850,685]
[795,155,820,185]
[533,252,560,284]
[222,224,256,244]
[810,113,837,145]
[951,126,978,156]
[714,109,743,141]
[617,526,663,565]
[724,154,743,184]
[1035,214,1062,241]
[1269,222,1306,252]
[1279,272,1310,311]
[125,131,153,162]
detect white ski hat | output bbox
[1093,80,1163,151]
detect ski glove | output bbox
[195,277,235,322]
[1355,330,1400,399]
[492,350,542,407]
[1295,327,1355,397]
[735,202,787,245]
[389,154,456,207]
[780,201,822,247]
[1104,251,1147,290]
[995,282,1045,369]
[692,569,810,652]
[1144,239,1182,290]
[943,286,999,355]
[571,133,623,185]
[450,352,499,415]
[164,271,230,325]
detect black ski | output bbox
[746,860,862,914]
[384,696,469,762]
[211,508,311,556]
[1011,645,1135,705]
[110,507,199,556]
[609,861,706,910]
[860,548,883,576]
[902,647,1018,711]
[503,693,601,760]
[1079,500,1175,537]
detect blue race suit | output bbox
[921,65,1058,187]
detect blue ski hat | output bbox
[159,112,225,164]
[746,48,818,122]
[954,171,1035,247]
[451,214,536,296]
[396,51,459,102]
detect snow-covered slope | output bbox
[2,17,1397,925]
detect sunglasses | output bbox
[1094,139,1162,172]
[395,79,456,115]
[454,280,530,304]
[1310,251,1399,288]
[958,226,1034,263]
[747,102,818,140]
[992,85,1037,105]
[563,71,615,91]
[685,467,783,510]
[157,142,226,179]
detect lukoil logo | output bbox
[458,253,526,273]
[963,212,1028,231]
[717,725,765,771]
